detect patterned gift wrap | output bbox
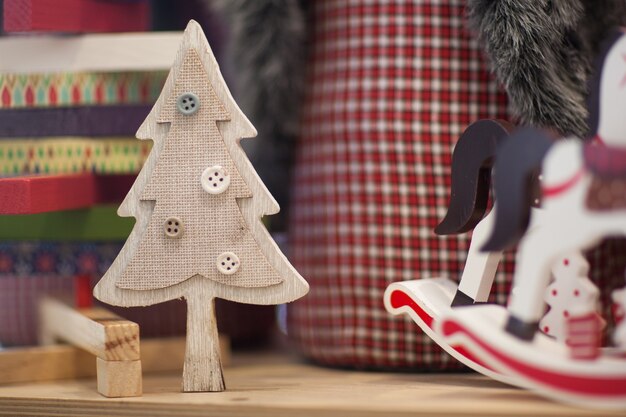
[0,241,122,346]
[287,0,626,370]
[0,242,276,347]
[0,71,167,109]
[0,137,151,175]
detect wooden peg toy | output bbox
[39,297,142,398]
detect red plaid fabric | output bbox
[287,0,626,370]
[287,0,512,370]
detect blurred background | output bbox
[0,0,286,351]
[3,0,624,373]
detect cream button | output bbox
[201,165,230,194]
[164,217,183,238]
[216,252,240,275]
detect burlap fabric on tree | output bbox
[286,0,626,370]
[116,50,282,291]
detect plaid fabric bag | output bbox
[287,0,626,370]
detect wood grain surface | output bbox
[0,352,619,417]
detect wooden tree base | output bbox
[183,296,224,392]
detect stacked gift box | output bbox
[0,0,277,349]
[0,0,177,347]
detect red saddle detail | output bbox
[584,141,626,178]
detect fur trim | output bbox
[467,0,626,137]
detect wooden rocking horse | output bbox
[384,119,536,383]
[435,30,626,408]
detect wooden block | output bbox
[0,32,181,74]
[4,0,150,33]
[0,105,151,138]
[0,174,135,215]
[96,358,142,398]
[0,345,95,384]
[0,336,230,386]
[39,297,140,361]
[0,336,231,385]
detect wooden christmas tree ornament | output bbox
[93,20,309,392]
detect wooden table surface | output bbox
[0,351,624,417]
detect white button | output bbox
[176,92,199,115]
[164,217,183,238]
[216,252,240,275]
[201,165,230,194]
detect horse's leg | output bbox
[453,207,546,307]
[505,227,564,341]
[453,209,502,306]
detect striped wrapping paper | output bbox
[0,71,167,109]
[0,137,151,175]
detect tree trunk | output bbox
[183,294,225,392]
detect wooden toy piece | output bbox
[435,119,514,236]
[385,210,544,388]
[384,211,507,382]
[93,20,309,392]
[96,358,142,398]
[0,337,229,385]
[39,296,141,397]
[0,174,134,215]
[433,119,521,307]
[385,120,513,383]
[3,0,150,33]
[452,209,502,306]
[566,312,604,360]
